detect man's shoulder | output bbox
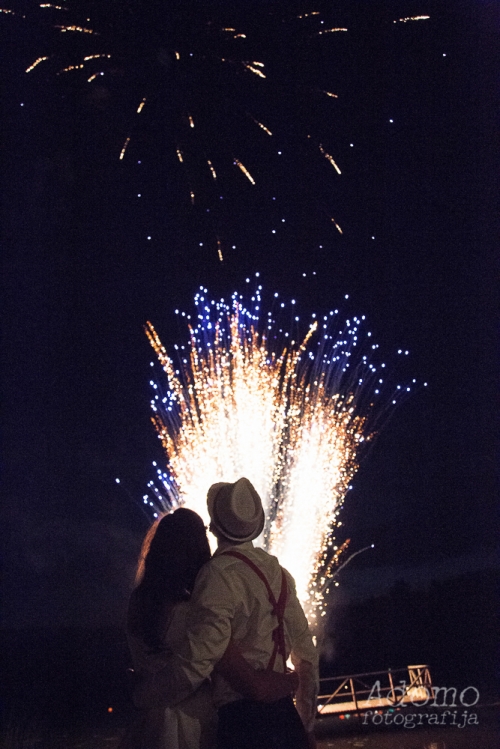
[212,545,297,590]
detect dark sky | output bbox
[1,0,498,642]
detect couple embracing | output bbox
[123,477,318,749]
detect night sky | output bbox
[1,0,498,691]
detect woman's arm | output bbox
[215,641,298,702]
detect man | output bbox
[139,477,318,749]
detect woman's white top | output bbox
[125,599,216,749]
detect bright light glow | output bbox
[144,288,415,620]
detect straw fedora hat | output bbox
[207,477,265,543]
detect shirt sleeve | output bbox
[182,560,235,680]
[283,570,319,733]
[138,560,236,708]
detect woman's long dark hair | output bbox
[128,508,211,651]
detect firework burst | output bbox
[144,280,421,622]
[6,1,351,249]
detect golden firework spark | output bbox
[119,136,131,160]
[234,158,255,184]
[26,56,50,73]
[331,218,343,234]
[394,16,430,23]
[243,62,266,78]
[57,63,85,74]
[319,144,341,174]
[84,54,111,62]
[249,116,273,136]
[316,27,348,35]
[55,24,94,34]
[207,160,217,179]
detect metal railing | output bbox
[317,664,433,715]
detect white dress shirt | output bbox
[180,541,319,732]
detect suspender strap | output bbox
[222,550,288,672]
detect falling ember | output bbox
[319,144,341,174]
[176,149,184,163]
[190,190,195,204]
[394,15,430,23]
[26,56,50,73]
[88,72,103,82]
[145,284,417,621]
[331,218,343,234]
[217,238,223,262]
[322,91,338,99]
[249,116,272,136]
[243,63,266,79]
[207,160,217,179]
[84,54,111,62]
[119,136,131,160]
[57,63,85,74]
[55,24,94,33]
[316,27,348,35]
[188,115,195,128]
[234,158,255,184]
[137,97,147,114]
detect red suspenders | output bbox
[221,550,288,672]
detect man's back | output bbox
[185,540,318,728]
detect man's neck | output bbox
[216,538,253,552]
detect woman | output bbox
[123,508,296,749]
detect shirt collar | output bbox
[214,540,255,556]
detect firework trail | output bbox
[144,281,421,621]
